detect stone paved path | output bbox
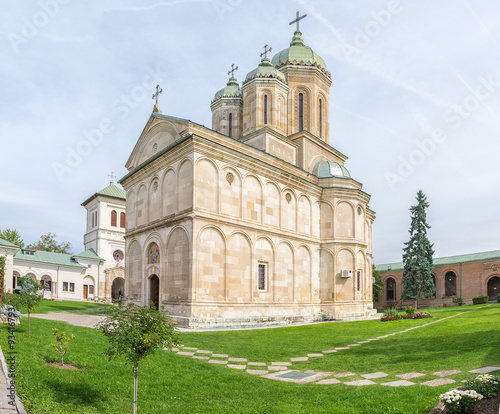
[169,307,499,387]
[30,312,104,328]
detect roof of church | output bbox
[271,30,329,76]
[14,249,87,269]
[82,181,126,206]
[243,57,287,84]
[72,248,104,261]
[0,237,19,248]
[212,77,242,103]
[376,250,500,272]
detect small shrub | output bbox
[404,305,415,317]
[413,311,432,319]
[51,328,75,366]
[496,293,500,303]
[383,308,399,317]
[465,374,500,398]
[452,297,463,304]
[439,389,483,414]
[472,295,489,305]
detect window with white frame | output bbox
[63,282,68,292]
[258,263,268,291]
[69,283,75,293]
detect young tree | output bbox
[28,232,72,254]
[401,190,435,309]
[372,264,383,303]
[51,328,75,366]
[97,303,180,414]
[18,276,43,338]
[0,229,25,248]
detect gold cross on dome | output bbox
[260,44,272,59]
[152,84,162,105]
[289,10,307,32]
[227,63,238,78]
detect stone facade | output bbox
[375,251,500,309]
[121,28,376,328]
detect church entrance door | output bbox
[150,275,160,310]
[83,285,88,300]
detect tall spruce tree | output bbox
[401,190,435,309]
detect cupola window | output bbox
[319,99,323,138]
[229,113,233,138]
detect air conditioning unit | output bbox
[341,269,352,278]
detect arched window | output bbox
[298,93,304,131]
[386,277,396,301]
[111,210,117,227]
[264,95,268,125]
[148,243,160,264]
[319,99,323,138]
[229,113,233,138]
[91,212,94,228]
[120,212,126,228]
[445,271,457,296]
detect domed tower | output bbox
[271,19,332,143]
[241,46,289,136]
[210,67,243,139]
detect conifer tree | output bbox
[401,190,435,309]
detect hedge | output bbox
[472,295,489,305]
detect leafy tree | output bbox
[17,276,43,338]
[51,328,75,366]
[401,190,435,309]
[98,303,180,414]
[28,232,72,254]
[0,229,24,248]
[372,264,383,303]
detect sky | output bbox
[1,0,499,264]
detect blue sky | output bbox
[1,0,499,264]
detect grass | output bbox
[27,299,111,315]
[1,303,499,413]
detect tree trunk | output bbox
[413,298,418,311]
[28,312,31,339]
[133,363,138,414]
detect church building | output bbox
[121,16,376,328]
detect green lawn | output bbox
[2,303,499,414]
[27,299,111,315]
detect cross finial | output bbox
[260,44,272,59]
[289,10,307,32]
[227,63,238,78]
[152,84,162,105]
[108,172,116,183]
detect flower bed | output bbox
[439,389,483,413]
[380,311,432,322]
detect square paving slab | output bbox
[381,380,416,387]
[227,364,246,370]
[247,369,268,375]
[469,367,500,374]
[264,370,333,384]
[344,379,376,386]
[290,357,308,362]
[421,378,456,387]
[361,372,388,379]
[316,378,342,384]
[396,372,426,379]
[334,372,357,378]
[433,370,461,377]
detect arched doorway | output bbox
[111,277,125,301]
[445,271,457,296]
[149,275,160,310]
[386,278,396,301]
[487,276,500,300]
[41,275,52,299]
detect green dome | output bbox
[213,77,242,102]
[312,161,351,179]
[244,57,286,84]
[271,31,328,74]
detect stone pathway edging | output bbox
[171,305,499,387]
